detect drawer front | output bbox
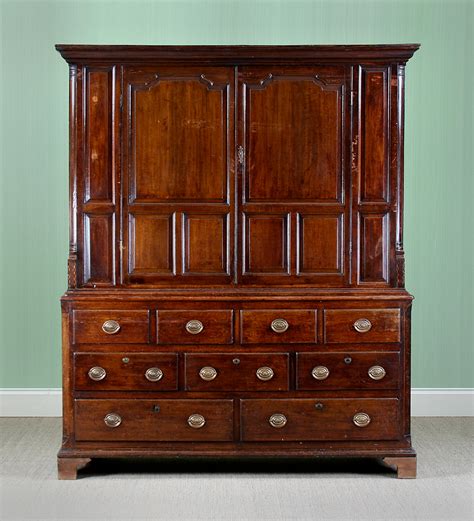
[185,353,289,391]
[74,353,178,391]
[241,310,317,344]
[157,310,233,344]
[296,352,400,390]
[324,309,401,343]
[241,398,400,441]
[73,310,150,344]
[75,399,233,441]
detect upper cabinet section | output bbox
[57,45,419,289]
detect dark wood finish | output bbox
[324,308,400,343]
[72,310,150,344]
[57,457,92,480]
[75,399,234,441]
[57,44,418,479]
[74,353,178,391]
[240,310,317,344]
[296,351,400,390]
[184,353,289,391]
[382,456,417,478]
[241,398,400,441]
[157,310,233,344]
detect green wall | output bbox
[0,0,472,388]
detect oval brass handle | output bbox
[368,365,386,380]
[312,366,330,380]
[187,414,206,429]
[353,318,372,333]
[271,318,289,333]
[88,366,106,381]
[353,412,371,427]
[256,366,274,381]
[145,367,163,382]
[102,319,121,335]
[104,413,122,428]
[185,320,204,335]
[269,413,287,428]
[199,366,217,381]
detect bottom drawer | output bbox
[75,399,233,441]
[241,398,400,441]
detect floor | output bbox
[0,418,472,521]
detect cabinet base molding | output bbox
[57,449,416,479]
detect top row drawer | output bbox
[72,308,401,345]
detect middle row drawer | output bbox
[74,352,399,391]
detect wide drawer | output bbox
[185,353,289,391]
[157,310,233,344]
[324,309,401,343]
[241,398,400,441]
[74,353,178,391]
[296,352,400,390]
[73,310,150,344]
[241,310,317,344]
[75,399,234,441]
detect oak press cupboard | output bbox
[55,44,419,479]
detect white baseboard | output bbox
[0,388,473,417]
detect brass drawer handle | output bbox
[199,366,217,381]
[256,366,274,381]
[312,366,330,380]
[368,365,386,380]
[353,318,372,333]
[271,318,289,333]
[145,367,163,382]
[185,320,204,335]
[269,413,287,428]
[353,412,371,427]
[104,413,122,428]
[88,366,106,381]
[187,414,206,429]
[102,319,121,335]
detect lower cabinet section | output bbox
[240,398,400,441]
[75,399,234,441]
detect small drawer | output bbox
[324,309,401,343]
[74,353,178,391]
[75,399,234,441]
[73,310,150,344]
[157,310,233,344]
[241,310,317,344]
[185,353,289,391]
[241,398,400,441]
[296,352,400,390]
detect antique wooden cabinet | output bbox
[56,44,419,479]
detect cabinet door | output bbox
[238,66,352,286]
[122,66,235,285]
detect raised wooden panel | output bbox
[359,212,389,283]
[126,70,231,203]
[84,68,113,203]
[128,214,174,276]
[183,214,229,275]
[297,213,343,274]
[83,213,114,285]
[360,67,390,202]
[244,214,290,274]
[242,69,345,202]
